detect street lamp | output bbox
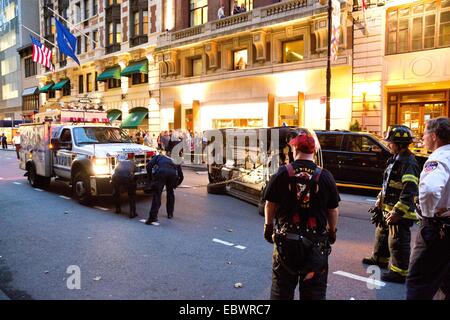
[319,0,332,131]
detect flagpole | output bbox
[21,24,58,49]
[45,6,101,48]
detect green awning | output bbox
[53,79,70,90]
[120,108,148,129]
[107,109,122,122]
[121,60,148,77]
[97,66,121,82]
[39,83,54,93]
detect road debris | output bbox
[234,282,243,288]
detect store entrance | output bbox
[399,103,445,137]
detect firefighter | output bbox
[363,125,420,283]
[264,129,340,300]
[111,158,137,219]
[407,117,450,300]
[145,154,183,226]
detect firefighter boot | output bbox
[381,270,406,284]
[362,256,389,269]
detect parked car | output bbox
[315,130,429,190]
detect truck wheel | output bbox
[39,177,51,189]
[73,172,91,205]
[27,165,39,188]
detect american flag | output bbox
[30,36,55,72]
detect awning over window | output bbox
[22,86,39,96]
[107,109,122,122]
[97,66,121,82]
[121,60,148,77]
[39,83,54,93]
[53,79,70,90]
[120,107,148,129]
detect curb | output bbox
[181,164,208,171]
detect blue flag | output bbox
[55,18,80,65]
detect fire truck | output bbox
[18,108,157,204]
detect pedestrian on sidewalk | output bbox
[145,154,183,226]
[12,131,21,159]
[1,133,7,149]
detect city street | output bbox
[0,149,415,300]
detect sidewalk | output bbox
[181,162,208,171]
[0,145,15,152]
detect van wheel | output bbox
[73,172,91,205]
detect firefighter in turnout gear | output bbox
[363,125,420,283]
[264,129,340,300]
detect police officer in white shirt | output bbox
[406,117,450,300]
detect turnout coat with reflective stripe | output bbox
[380,150,420,220]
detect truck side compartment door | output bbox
[53,128,74,179]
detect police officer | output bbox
[362,125,420,283]
[264,129,340,300]
[407,117,450,300]
[145,154,183,226]
[111,158,137,219]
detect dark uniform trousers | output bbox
[149,167,178,221]
[270,238,328,300]
[112,176,136,216]
[407,219,450,300]
[373,218,414,273]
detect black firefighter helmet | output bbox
[384,125,414,144]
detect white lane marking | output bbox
[178,185,192,188]
[94,206,109,211]
[140,219,146,223]
[195,171,208,175]
[333,271,386,287]
[366,199,376,202]
[212,238,234,246]
[59,195,71,200]
[13,182,21,185]
[0,177,4,180]
[34,188,44,192]
[234,245,246,250]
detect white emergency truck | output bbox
[19,109,157,204]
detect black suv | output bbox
[315,130,429,190]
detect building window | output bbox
[93,0,98,15]
[77,36,82,54]
[233,49,248,70]
[23,94,39,112]
[107,22,121,45]
[192,57,202,76]
[131,73,148,85]
[106,0,122,6]
[24,57,37,78]
[143,11,149,35]
[62,81,71,96]
[92,30,98,49]
[79,75,84,93]
[48,90,55,99]
[86,73,93,92]
[190,0,208,27]
[75,2,81,23]
[387,0,450,54]
[84,0,89,19]
[85,36,89,52]
[282,37,305,63]
[107,78,121,90]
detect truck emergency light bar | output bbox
[34,109,110,124]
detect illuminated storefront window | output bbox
[212,118,263,129]
[387,90,449,137]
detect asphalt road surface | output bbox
[0,150,417,300]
